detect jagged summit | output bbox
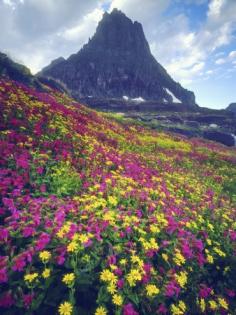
[39,9,197,108]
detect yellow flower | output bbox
[209,300,217,310]
[95,306,107,315]
[107,282,117,294]
[126,269,142,287]
[42,268,51,279]
[120,259,127,266]
[100,269,117,284]
[174,250,185,266]
[171,301,186,315]
[146,284,160,297]
[206,254,214,264]
[176,271,188,288]
[162,253,168,261]
[218,297,228,310]
[67,241,78,253]
[199,298,206,312]
[62,273,75,286]
[58,301,73,315]
[39,251,51,263]
[24,272,38,283]
[108,196,118,207]
[112,294,123,306]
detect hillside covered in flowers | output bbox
[0,79,236,315]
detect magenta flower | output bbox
[157,304,168,314]
[123,303,139,315]
[12,256,26,272]
[22,226,36,237]
[165,281,180,297]
[35,232,50,251]
[0,268,8,283]
[23,293,34,309]
[199,286,212,298]
[0,291,14,308]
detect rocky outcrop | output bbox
[203,131,235,147]
[226,103,236,114]
[0,52,67,93]
[0,52,39,87]
[39,9,197,109]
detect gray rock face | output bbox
[39,9,197,108]
[203,130,235,147]
[226,103,236,114]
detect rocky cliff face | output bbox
[39,9,197,108]
[226,103,236,114]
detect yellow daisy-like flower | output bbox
[199,298,206,312]
[62,273,75,286]
[39,251,51,263]
[176,271,188,288]
[209,300,217,310]
[162,253,168,261]
[95,306,107,315]
[173,250,185,266]
[107,282,117,294]
[100,269,117,284]
[42,268,51,279]
[146,284,160,297]
[120,259,127,266]
[67,241,78,253]
[112,294,123,306]
[218,297,228,310]
[126,269,142,287]
[58,301,73,315]
[206,254,214,264]
[24,272,38,283]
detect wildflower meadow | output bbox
[0,79,236,315]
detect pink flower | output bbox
[157,304,168,314]
[107,255,116,265]
[0,268,8,283]
[12,256,26,272]
[0,291,14,308]
[165,281,180,297]
[199,286,212,298]
[0,228,9,241]
[117,279,124,289]
[35,232,50,251]
[22,226,35,237]
[23,293,34,309]
[56,255,65,265]
[123,303,139,315]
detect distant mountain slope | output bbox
[39,9,197,109]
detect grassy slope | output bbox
[0,79,236,315]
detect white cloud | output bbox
[215,50,236,65]
[60,8,103,41]
[215,58,226,65]
[229,50,236,59]
[0,0,102,73]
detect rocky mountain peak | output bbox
[87,9,150,55]
[39,10,197,108]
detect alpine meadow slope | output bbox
[0,79,236,315]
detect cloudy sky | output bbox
[1,0,236,109]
